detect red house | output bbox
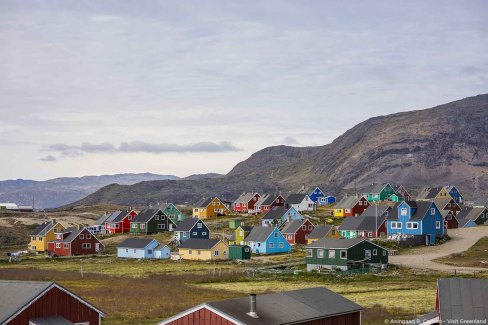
[281,218,315,245]
[48,227,104,256]
[441,210,459,229]
[336,196,370,217]
[256,194,286,214]
[0,280,105,324]
[233,192,260,213]
[434,198,461,216]
[158,288,362,325]
[105,209,137,234]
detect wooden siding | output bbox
[9,286,100,325]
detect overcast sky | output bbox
[1,0,487,181]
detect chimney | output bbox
[287,213,291,223]
[77,224,82,230]
[247,294,258,318]
[51,219,56,225]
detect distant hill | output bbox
[70,94,488,206]
[0,173,179,209]
[183,173,223,180]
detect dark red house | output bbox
[105,209,137,234]
[335,196,370,217]
[233,192,260,213]
[434,198,461,216]
[158,287,362,325]
[281,218,315,245]
[257,194,286,214]
[0,280,105,324]
[48,227,104,256]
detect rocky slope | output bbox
[71,94,488,206]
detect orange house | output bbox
[193,197,231,219]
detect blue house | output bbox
[306,187,326,203]
[446,185,464,204]
[317,196,336,206]
[262,206,303,227]
[117,238,160,259]
[173,218,210,244]
[387,201,445,245]
[244,226,291,254]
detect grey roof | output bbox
[417,187,443,200]
[434,197,456,209]
[437,278,488,321]
[117,238,157,249]
[360,205,390,217]
[245,226,275,242]
[281,219,309,234]
[386,202,401,220]
[255,193,270,206]
[338,216,364,231]
[335,196,361,209]
[31,221,57,236]
[194,197,213,207]
[361,183,389,194]
[388,201,434,221]
[179,238,221,249]
[234,192,258,204]
[204,287,363,325]
[308,225,333,239]
[262,194,284,206]
[357,215,387,232]
[131,209,159,223]
[306,238,364,249]
[105,210,132,223]
[262,206,290,220]
[457,218,474,228]
[238,225,253,232]
[94,213,111,226]
[0,280,105,324]
[457,207,486,222]
[472,198,488,208]
[53,227,84,243]
[174,218,201,232]
[286,193,308,204]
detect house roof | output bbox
[31,221,58,236]
[416,187,443,200]
[245,226,275,242]
[457,218,474,228]
[360,205,390,217]
[94,213,111,226]
[434,197,455,209]
[358,215,387,232]
[131,209,159,223]
[437,278,488,321]
[338,216,364,231]
[260,194,283,206]
[388,201,434,221]
[335,196,361,209]
[306,238,365,249]
[179,238,221,250]
[308,225,333,239]
[456,207,486,221]
[53,227,84,243]
[159,287,363,325]
[472,198,488,208]
[234,192,258,204]
[174,218,201,232]
[194,197,213,208]
[361,183,389,194]
[117,238,157,249]
[105,210,132,223]
[238,225,253,232]
[255,193,270,206]
[281,219,310,234]
[262,206,290,220]
[285,193,308,204]
[0,280,105,324]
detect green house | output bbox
[361,183,395,202]
[130,209,177,234]
[158,203,187,224]
[229,219,245,229]
[306,238,388,272]
[388,194,399,202]
[229,245,251,260]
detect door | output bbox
[95,243,100,252]
[169,224,173,231]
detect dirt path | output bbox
[390,226,488,273]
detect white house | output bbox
[117,238,160,259]
[285,194,316,212]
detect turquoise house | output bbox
[117,238,160,259]
[244,226,291,254]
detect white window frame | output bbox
[431,208,436,215]
[202,231,207,236]
[79,234,84,239]
[401,208,407,216]
[55,243,61,248]
[436,221,441,229]
[318,249,324,258]
[328,250,335,258]
[140,224,146,229]
[86,234,91,239]
[197,223,203,228]
[340,250,347,259]
[306,249,312,257]
[269,242,274,248]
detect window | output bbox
[269,242,274,248]
[308,225,313,230]
[157,224,164,229]
[359,201,362,206]
[55,243,61,248]
[125,248,128,253]
[436,221,441,229]
[214,250,219,256]
[368,232,373,237]
[340,250,347,259]
[345,209,351,213]
[192,232,197,236]
[431,208,436,215]
[188,250,192,255]
[373,249,377,256]
[197,250,201,255]
[302,225,306,230]
[279,242,284,248]
[64,243,70,248]
[82,243,91,249]
[287,234,292,240]
[155,216,159,220]
[274,233,278,238]
[223,251,227,255]
[240,231,244,236]
[391,222,402,229]
[194,208,198,212]
[202,232,207,236]
[197,223,202,228]
[141,224,146,229]
[306,249,312,257]
[383,251,387,256]
[401,208,407,216]
[318,249,324,258]
[38,236,42,241]
[212,201,216,206]
[115,224,119,229]
[328,250,335,258]
[406,222,418,229]
[86,234,91,239]
[162,215,166,220]
[132,224,137,229]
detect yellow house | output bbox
[193,197,231,219]
[177,238,229,261]
[333,208,344,218]
[229,225,253,246]
[29,220,65,253]
[306,225,340,245]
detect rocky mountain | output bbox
[0,173,179,209]
[71,94,488,207]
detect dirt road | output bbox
[390,226,488,273]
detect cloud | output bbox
[43,141,242,156]
[40,155,56,162]
[282,137,300,145]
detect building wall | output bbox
[249,228,291,254]
[290,196,316,212]
[117,241,158,259]
[178,242,229,261]
[195,198,230,218]
[29,223,65,252]
[155,246,171,259]
[9,286,101,325]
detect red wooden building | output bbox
[158,287,362,325]
[105,209,137,234]
[47,227,104,256]
[281,218,315,245]
[336,196,370,217]
[434,198,461,216]
[233,192,260,213]
[256,194,286,214]
[0,280,105,324]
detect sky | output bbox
[1,0,487,181]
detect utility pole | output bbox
[80,259,84,279]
